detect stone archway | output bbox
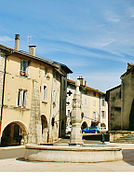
[1,121,27,146]
[41,115,48,143]
[81,121,88,130]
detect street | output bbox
[0,143,134,172]
[0,146,25,159]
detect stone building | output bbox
[66,77,108,131]
[0,34,72,146]
[106,63,134,142]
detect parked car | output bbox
[82,126,100,133]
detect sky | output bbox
[0,0,134,92]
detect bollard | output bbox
[101,133,105,144]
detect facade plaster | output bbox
[0,35,72,146]
[66,78,108,131]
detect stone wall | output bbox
[107,86,121,130]
[28,80,42,144]
[110,130,134,142]
[121,68,134,130]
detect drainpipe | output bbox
[47,68,54,143]
[0,51,13,142]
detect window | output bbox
[17,89,27,107]
[102,111,105,119]
[63,79,66,90]
[20,60,28,77]
[42,85,47,102]
[93,92,96,96]
[92,112,96,120]
[51,117,55,127]
[93,100,96,107]
[68,110,71,117]
[44,67,48,77]
[102,99,105,106]
[84,98,87,105]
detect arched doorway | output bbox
[41,115,48,143]
[81,121,88,130]
[1,121,27,146]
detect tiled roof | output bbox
[67,79,105,95]
[0,44,72,74]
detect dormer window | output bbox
[20,60,28,77]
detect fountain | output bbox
[24,80,123,163]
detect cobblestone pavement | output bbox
[0,143,134,172]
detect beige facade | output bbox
[0,34,72,146]
[66,77,108,131]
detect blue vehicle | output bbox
[82,126,100,133]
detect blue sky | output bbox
[0,0,134,92]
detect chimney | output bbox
[84,81,87,86]
[77,76,84,86]
[15,34,20,50]
[29,45,36,56]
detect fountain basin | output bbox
[24,144,123,163]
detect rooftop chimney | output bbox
[84,81,87,86]
[29,45,36,56]
[77,76,84,86]
[15,34,20,50]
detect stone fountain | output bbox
[24,80,123,163]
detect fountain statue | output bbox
[70,80,83,145]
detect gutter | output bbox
[47,67,54,143]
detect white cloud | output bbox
[91,39,116,48]
[105,10,120,23]
[0,36,13,43]
[70,71,122,92]
[128,7,134,18]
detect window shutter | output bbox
[23,91,27,107]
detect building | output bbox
[66,77,108,131]
[106,63,134,142]
[0,34,72,146]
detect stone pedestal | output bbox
[70,80,83,145]
[24,144,123,163]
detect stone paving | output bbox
[0,143,134,172]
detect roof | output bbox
[0,44,72,75]
[121,63,134,78]
[106,84,121,93]
[53,61,72,74]
[67,79,105,95]
[105,84,121,101]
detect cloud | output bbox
[69,71,122,92]
[105,10,120,23]
[128,7,134,18]
[0,36,13,43]
[38,37,126,64]
[91,39,116,48]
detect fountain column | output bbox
[70,80,83,145]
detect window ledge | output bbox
[42,101,48,104]
[20,72,28,77]
[14,106,29,110]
